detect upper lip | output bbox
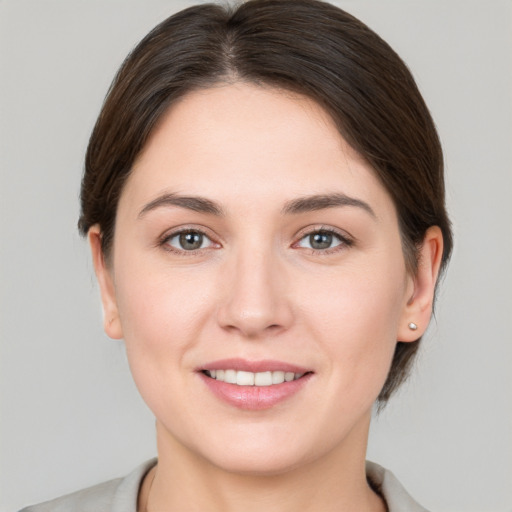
[199,358,311,374]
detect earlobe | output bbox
[398,226,444,342]
[88,225,123,340]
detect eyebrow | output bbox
[281,193,376,218]
[138,193,225,218]
[138,192,375,219]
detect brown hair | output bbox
[78,0,453,403]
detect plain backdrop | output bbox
[1,1,511,511]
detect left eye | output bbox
[296,230,344,250]
[166,231,213,251]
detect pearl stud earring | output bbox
[408,322,418,331]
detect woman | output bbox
[20,0,452,510]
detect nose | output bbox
[216,245,294,339]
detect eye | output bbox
[296,229,349,251]
[164,230,214,251]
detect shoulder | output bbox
[366,461,430,512]
[18,459,157,512]
[18,478,123,512]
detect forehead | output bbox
[122,82,395,219]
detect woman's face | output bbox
[94,83,421,474]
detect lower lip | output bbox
[199,372,312,410]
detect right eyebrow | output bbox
[138,193,225,218]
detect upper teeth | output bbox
[206,369,304,386]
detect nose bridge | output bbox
[217,237,292,337]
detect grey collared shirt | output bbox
[19,459,429,512]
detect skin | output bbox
[89,83,443,512]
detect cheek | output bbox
[298,259,406,393]
[113,262,218,416]
[113,255,216,373]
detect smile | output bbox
[199,359,313,410]
[203,369,305,386]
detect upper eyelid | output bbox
[159,225,220,244]
[294,225,353,242]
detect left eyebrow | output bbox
[138,192,225,218]
[281,193,376,219]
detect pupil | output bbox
[180,232,202,250]
[310,232,332,249]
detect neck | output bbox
[141,415,386,512]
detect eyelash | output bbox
[292,226,354,255]
[158,226,354,256]
[159,227,219,256]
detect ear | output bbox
[398,226,444,342]
[88,225,123,339]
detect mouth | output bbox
[202,369,309,386]
[198,359,314,410]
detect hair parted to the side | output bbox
[78,0,453,404]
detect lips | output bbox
[200,358,310,374]
[198,358,313,410]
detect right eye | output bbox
[164,230,215,252]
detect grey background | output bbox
[1,1,511,511]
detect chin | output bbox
[206,445,310,477]
[183,421,349,478]
[162,419,313,476]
